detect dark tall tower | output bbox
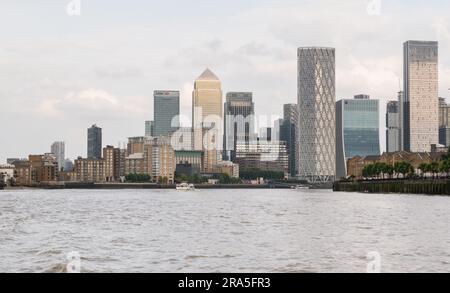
[280,104,299,178]
[223,92,255,161]
[87,124,102,159]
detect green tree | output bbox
[439,160,450,178]
[429,161,440,179]
[394,161,414,179]
[418,163,428,178]
[363,164,375,179]
[125,173,150,182]
[239,169,285,180]
[385,164,394,179]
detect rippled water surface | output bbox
[1,189,450,273]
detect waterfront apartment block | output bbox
[202,127,222,173]
[235,139,288,176]
[121,138,177,183]
[29,154,59,183]
[74,157,106,183]
[144,139,176,183]
[0,164,14,184]
[209,161,240,178]
[298,47,336,182]
[127,137,146,156]
[336,96,380,179]
[10,154,59,186]
[154,91,180,137]
[12,160,32,186]
[347,151,443,179]
[125,153,146,175]
[103,145,122,182]
[403,41,439,152]
[154,143,176,183]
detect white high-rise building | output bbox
[51,141,65,171]
[298,47,336,182]
[403,41,439,152]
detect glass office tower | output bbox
[154,91,180,137]
[336,96,380,179]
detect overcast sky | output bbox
[1,0,450,162]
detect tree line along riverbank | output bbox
[333,179,450,195]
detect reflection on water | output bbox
[1,189,450,273]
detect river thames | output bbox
[1,189,449,273]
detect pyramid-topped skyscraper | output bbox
[192,69,223,151]
[190,69,223,172]
[196,68,220,81]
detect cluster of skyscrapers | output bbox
[3,40,448,185]
[336,41,444,180]
[298,41,444,182]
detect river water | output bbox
[1,189,450,273]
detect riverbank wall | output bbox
[333,179,450,195]
[4,182,294,190]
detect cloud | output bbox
[1,0,450,161]
[95,66,143,79]
[35,89,151,120]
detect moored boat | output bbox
[176,183,196,191]
[291,185,309,190]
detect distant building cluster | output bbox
[3,40,449,185]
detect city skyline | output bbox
[2,1,450,162]
[2,41,448,165]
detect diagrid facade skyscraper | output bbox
[298,47,336,182]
